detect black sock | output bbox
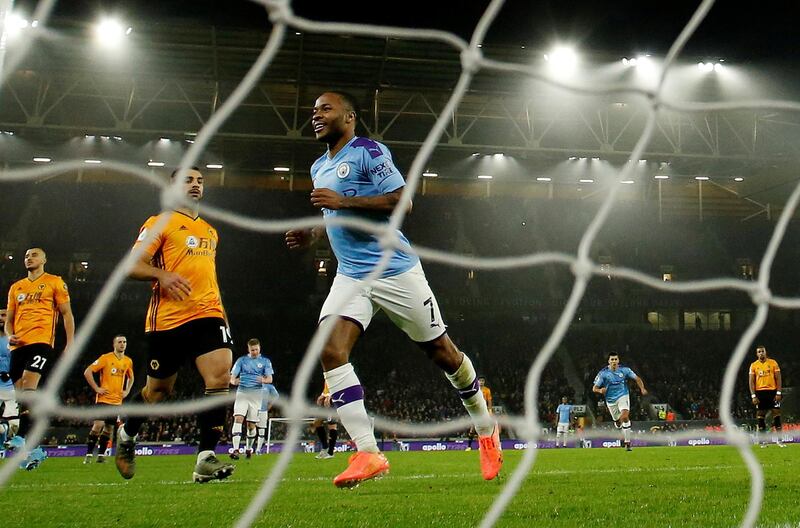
[315,426,328,450]
[328,428,338,455]
[98,434,110,454]
[86,433,99,455]
[773,415,782,430]
[757,417,767,432]
[123,390,149,438]
[17,394,33,438]
[198,388,228,452]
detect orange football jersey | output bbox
[133,212,225,332]
[6,273,70,350]
[89,352,134,405]
[481,385,493,410]
[749,358,780,391]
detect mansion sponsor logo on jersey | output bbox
[185,235,216,256]
[369,159,395,181]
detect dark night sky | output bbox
[12,0,800,63]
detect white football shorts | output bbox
[319,262,446,343]
[556,422,570,434]
[0,386,18,418]
[233,390,261,422]
[606,394,631,422]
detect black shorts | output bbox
[755,390,780,411]
[10,343,55,382]
[145,317,232,379]
[95,402,120,426]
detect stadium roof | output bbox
[2,2,800,216]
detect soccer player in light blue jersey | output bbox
[255,382,279,454]
[592,352,647,451]
[555,396,573,448]
[285,91,502,488]
[229,338,273,459]
[0,309,21,452]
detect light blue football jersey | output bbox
[593,366,637,404]
[231,355,273,392]
[310,136,419,279]
[261,384,279,412]
[0,336,12,390]
[556,403,573,424]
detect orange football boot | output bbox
[478,424,503,480]
[333,451,390,488]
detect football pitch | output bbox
[2,445,798,527]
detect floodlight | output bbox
[94,18,127,47]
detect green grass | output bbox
[2,446,799,527]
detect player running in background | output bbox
[311,382,339,459]
[554,396,573,448]
[255,381,279,454]
[229,338,273,459]
[285,91,501,488]
[749,345,785,448]
[83,335,134,463]
[0,309,20,452]
[115,167,234,483]
[592,352,647,451]
[4,247,75,469]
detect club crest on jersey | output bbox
[111,367,118,374]
[16,293,25,302]
[186,236,199,249]
[337,162,351,179]
[38,284,45,290]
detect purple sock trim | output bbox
[457,378,479,400]
[331,385,365,409]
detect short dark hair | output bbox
[170,166,202,179]
[608,352,619,359]
[247,338,260,347]
[113,334,126,341]
[329,91,359,117]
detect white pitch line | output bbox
[5,462,773,491]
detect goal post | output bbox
[266,417,315,454]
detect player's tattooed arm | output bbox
[311,188,411,213]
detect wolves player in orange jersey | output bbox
[5,247,75,469]
[83,335,134,463]
[749,345,786,448]
[115,167,234,483]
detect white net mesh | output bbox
[1,0,797,527]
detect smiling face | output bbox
[312,92,356,146]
